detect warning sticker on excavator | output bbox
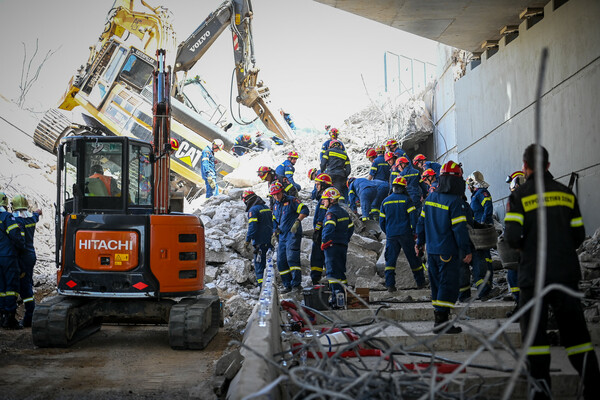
[115,254,129,262]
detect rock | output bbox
[215,349,243,379]
[224,257,251,284]
[204,266,219,283]
[199,214,212,226]
[206,250,230,264]
[223,295,255,336]
[354,276,385,290]
[350,234,384,254]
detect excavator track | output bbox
[32,296,102,348]
[33,109,71,153]
[169,295,221,350]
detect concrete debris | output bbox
[223,295,256,339]
[579,228,600,280]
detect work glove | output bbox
[244,241,253,252]
[321,240,333,251]
[207,177,216,189]
[271,233,278,247]
[290,219,301,234]
[312,228,322,244]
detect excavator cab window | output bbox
[119,52,155,91]
[128,144,153,207]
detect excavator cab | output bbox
[32,134,221,349]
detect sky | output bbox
[0,0,440,130]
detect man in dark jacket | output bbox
[320,140,351,200]
[242,191,272,288]
[504,144,600,400]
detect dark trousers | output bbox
[520,286,600,400]
[0,256,20,313]
[384,234,425,287]
[310,240,325,284]
[507,269,519,302]
[253,244,270,287]
[18,252,36,321]
[472,249,493,297]
[330,175,348,201]
[324,244,348,293]
[277,231,302,288]
[427,253,460,313]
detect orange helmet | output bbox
[321,187,341,201]
[422,169,436,179]
[392,177,407,186]
[396,156,410,167]
[288,151,299,159]
[257,166,273,180]
[242,190,256,203]
[386,139,398,148]
[308,168,318,180]
[375,145,386,154]
[366,148,377,159]
[413,154,426,165]
[329,128,339,138]
[384,152,396,162]
[269,182,284,195]
[346,177,356,188]
[440,161,463,177]
[328,139,342,149]
[315,173,332,186]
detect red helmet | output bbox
[170,138,180,151]
[329,128,339,138]
[384,152,396,162]
[395,156,410,167]
[375,145,385,154]
[413,154,426,165]
[308,168,318,180]
[346,177,356,188]
[321,187,341,201]
[365,148,377,159]
[422,169,436,179]
[392,176,407,186]
[288,151,299,159]
[440,161,463,177]
[315,173,332,186]
[386,139,398,148]
[257,166,273,180]
[506,170,525,183]
[328,139,342,149]
[269,182,284,195]
[242,190,256,203]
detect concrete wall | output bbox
[440,0,600,234]
[432,45,459,164]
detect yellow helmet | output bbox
[11,194,29,211]
[0,192,7,207]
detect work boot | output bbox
[281,287,292,294]
[478,286,501,301]
[292,285,303,293]
[433,311,462,334]
[505,302,520,319]
[386,286,397,293]
[21,314,33,328]
[3,312,23,330]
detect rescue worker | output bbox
[379,177,426,292]
[275,151,301,192]
[242,190,272,288]
[413,154,442,176]
[457,193,486,303]
[347,177,379,221]
[0,192,25,329]
[385,139,408,162]
[280,110,296,130]
[201,139,224,198]
[421,168,438,198]
[416,161,471,334]
[308,168,320,200]
[257,166,298,209]
[320,187,354,305]
[385,152,399,186]
[271,182,309,293]
[232,134,254,156]
[11,195,40,327]
[368,147,391,183]
[504,170,525,316]
[395,156,423,215]
[310,173,332,285]
[320,128,346,161]
[504,144,600,400]
[466,170,496,300]
[320,139,351,200]
[87,164,119,196]
[253,131,272,151]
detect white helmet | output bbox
[212,139,224,151]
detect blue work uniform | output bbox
[369,154,391,182]
[275,159,301,191]
[320,139,346,162]
[348,178,379,220]
[273,195,309,289]
[320,148,351,200]
[393,147,408,161]
[0,207,25,314]
[416,192,471,313]
[246,204,273,287]
[424,161,442,176]
[310,170,322,201]
[310,195,328,284]
[13,211,38,323]
[379,193,425,288]
[389,165,400,190]
[400,164,423,207]
[470,187,495,297]
[232,135,254,156]
[458,201,489,301]
[322,203,354,294]
[373,180,390,219]
[200,146,219,198]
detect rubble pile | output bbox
[579,227,600,280]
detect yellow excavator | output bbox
[34,0,294,197]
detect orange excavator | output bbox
[32,49,220,349]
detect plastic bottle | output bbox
[336,291,345,309]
